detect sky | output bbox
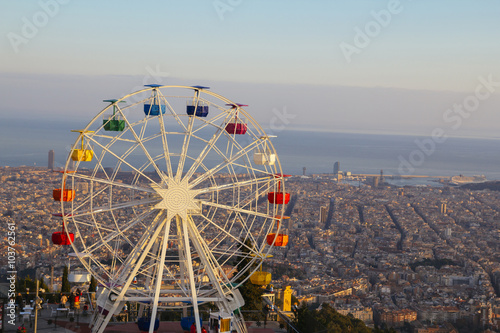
[1,0,500,138]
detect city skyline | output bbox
[2,165,500,331]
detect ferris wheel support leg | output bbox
[137,235,161,320]
[185,217,248,333]
[148,218,173,333]
[176,218,188,303]
[93,215,169,333]
[180,215,202,333]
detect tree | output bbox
[39,277,49,292]
[89,275,97,293]
[293,302,324,333]
[293,302,372,333]
[61,266,71,293]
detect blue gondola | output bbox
[144,84,166,116]
[143,103,166,116]
[180,316,203,331]
[186,102,209,117]
[137,317,159,332]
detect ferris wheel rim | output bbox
[58,85,288,307]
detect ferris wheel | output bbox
[54,85,290,333]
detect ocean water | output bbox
[2,117,500,182]
[272,131,500,180]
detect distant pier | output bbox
[351,174,447,179]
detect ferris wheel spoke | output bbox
[197,175,272,195]
[88,132,137,144]
[150,214,174,327]
[161,94,188,132]
[178,215,202,329]
[197,214,238,250]
[202,209,266,257]
[72,211,158,242]
[186,216,233,290]
[113,211,169,283]
[200,200,271,220]
[206,231,262,283]
[196,211,262,260]
[69,181,112,214]
[175,113,196,181]
[182,129,224,182]
[119,108,168,184]
[71,196,159,220]
[96,213,172,330]
[86,135,160,185]
[189,138,262,188]
[71,173,155,194]
[190,110,230,136]
[157,114,174,178]
[78,209,159,258]
[181,112,234,182]
[226,160,270,178]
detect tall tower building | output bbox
[302,167,306,176]
[320,206,328,224]
[333,161,340,175]
[48,150,55,170]
[282,286,293,312]
[440,202,447,214]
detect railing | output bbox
[261,295,301,333]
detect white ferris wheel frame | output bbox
[58,85,289,333]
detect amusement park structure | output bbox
[51,85,291,333]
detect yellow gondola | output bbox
[71,130,94,162]
[250,269,272,285]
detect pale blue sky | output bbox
[1,1,499,136]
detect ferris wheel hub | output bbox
[151,179,200,217]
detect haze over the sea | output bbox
[1,1,499,170]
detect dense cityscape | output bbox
[1,164,500,332]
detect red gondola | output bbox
[268,178,290,204]
[53,171,75,202]
[52,222,74,246]
[225,103,248,135]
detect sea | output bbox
[2,117,500,186]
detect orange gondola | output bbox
[53,188,75,202]
[266,233,288,247]
[53,171,75,202]
[266,216,290,247]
